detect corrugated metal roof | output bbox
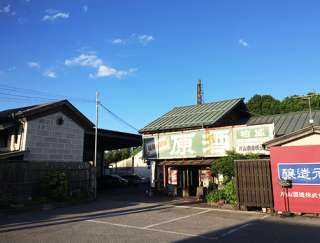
[247,110,320,136]
[139,98,245,133]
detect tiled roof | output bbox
[139,98,245,133]
[247,110,320,136]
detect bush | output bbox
[211,150,258,179]
[223,180,237,206]
[41,170,68,201]
[206,180,237,206]
[206,189,225,203]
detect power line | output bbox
[99,102,139,132]
[0,84,95,103]
[0,91,58,101]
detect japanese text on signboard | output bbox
[278,163,320,185]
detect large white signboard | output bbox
[143,124,274,159]
[233,124,274,155]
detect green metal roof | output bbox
[139,98,245,133]
[247,110,320,136]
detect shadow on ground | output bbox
[0,184,177,233]
[173,216,320,243]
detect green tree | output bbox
[211,150,258,179]
[104,148,132,163]
[280,94,320,113]
[246,95,281,115]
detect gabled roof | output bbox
[247,110,320,137]
[0,100,94,129]
[139,98,247,133]
[264,125,320,148]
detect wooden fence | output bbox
[234,159,273,209]
[0,160,92,204]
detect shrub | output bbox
[206,189,225,203]
[41,170,68,201]
[211,150,258,179]
[223,180,237,206]
[206,180,237,206]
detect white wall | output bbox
[110,151,150,178]
[283,134,320,146]
[23,111,85,162]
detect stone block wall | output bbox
[24,111,85,162]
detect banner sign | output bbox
[143,128,232,159]
[271,146,320,214]
[278,163,320,185]
[234,124,274,154]
[143,124,274,159]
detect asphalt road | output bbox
[1,186,320,243]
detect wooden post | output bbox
[163,165,167,189]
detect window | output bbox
[56,117,64,126]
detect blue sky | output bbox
[1,0,320,133]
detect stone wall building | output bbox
[0,100,142,166]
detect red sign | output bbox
[168,168,178,185]
[271,145,320,213]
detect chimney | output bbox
[197,79,203,105]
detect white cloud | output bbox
[94,65,117,77]
[138,35,154,45]
[65,53,136,79]
[65,54,103,68]
[111,34,154,46]
[27,61,40,69]
[43,69,56,78]
[42,12,69,22]
[239,39,249,47]
[112,39,125,45]
[0,4,11,13]
[0,4,15,16]
[83,5,88,13]
[90,66,137,79]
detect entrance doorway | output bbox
[177,166,199,197]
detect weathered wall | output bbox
[24,112,85,162]
[0,160,91,204]
[109,151,150,178]
[283,134,320,146]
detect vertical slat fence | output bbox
[235,159,273,209]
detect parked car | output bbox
[99,174,128,189]
[122,174,149,185]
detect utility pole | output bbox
[93,91,99,199]
[295,94,317,125]
[307,96,314,125]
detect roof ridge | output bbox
[250,109,320,119]
[139,97,246,133]
[171,97,244,110]
[0,100,64,115]
[17,100,65,115]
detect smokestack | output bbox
[197,79,203,105]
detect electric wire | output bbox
[99,102,139,132]
[0,84,95,103]
[0,84,138,132]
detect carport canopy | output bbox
[85,128,142,152]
